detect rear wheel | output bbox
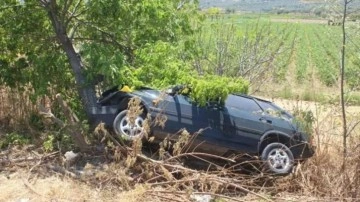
[113,109,145,140]
[261,142,294,174]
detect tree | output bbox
[325,2,360,196]
[205,7,221,20]
[325,0,360,168]
[192,19,287,91]
[0,0,200,150]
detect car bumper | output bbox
[88,106,118,127]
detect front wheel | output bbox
[261,142,294,175]
[113,109,145,140]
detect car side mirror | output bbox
[165,88,176,95]
[166,85,186,96]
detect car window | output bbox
[226,95,262,113]
[256,100,292,120]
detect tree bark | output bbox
[40,0,97,152]
[340,0,348,171]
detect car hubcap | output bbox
[267,148,290,172]
[119,116,144,138]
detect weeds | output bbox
[0,132,31,149]
[3,86,360,201]
[0,85,37,129]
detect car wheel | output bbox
[113,109,145,140]
[261,142,294,175]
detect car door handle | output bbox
[259,117,272,124]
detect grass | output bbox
[277,86,294,100]
[344,93,360,105]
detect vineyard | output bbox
[197,14,360,103]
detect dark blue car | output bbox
[91,85,314,174]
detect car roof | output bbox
[231,93,273,103]
[135,86,274,104]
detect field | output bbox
[197,14,360,104]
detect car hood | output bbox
[132,88,163,100]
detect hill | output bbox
[199,0,324,13]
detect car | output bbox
[89,85,314,175]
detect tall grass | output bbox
[0,85,37,130]
[273,98,360,200]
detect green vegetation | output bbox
[200,15,349,86]
[188,75,248,106]
[0,132,30,149]
[293,108,315,138]
[196,14,360,103]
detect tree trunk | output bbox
[41,0,97,152]
[340,0,348,171]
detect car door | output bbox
[151,93,209,138]
[168,96,230,154]
[220,95,273,153]
[150,93,227,151]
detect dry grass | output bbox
[267,98,360,200]
[3,85,360,201]
[0,173,148,202]
[0,85,37,130]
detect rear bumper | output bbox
[88,106,118,127]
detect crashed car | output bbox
[90,85,314,174]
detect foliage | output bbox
[293,109,314,137]
[0,1,73,94]
[42,134,55,152]
[81,0,202,87]
[192,16,292,86]
[42,131,74,152]
[123,41,194,88]
[113,40,249,107]
[0,0,201,94]
[187,75,248,106]
[0,132,30,149]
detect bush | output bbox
[0,132,30,149]
[187,75,249,106]
[293,109,314,137]
[117,41,250,107]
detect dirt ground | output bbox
[0,169,320,202]
[0,173,145,202]
[0,147,150,202]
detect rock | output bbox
[16,199,30,202]
[190,194,212,202]
[64,151,80,167]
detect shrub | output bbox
[0,132,30,149]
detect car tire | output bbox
[113,109,146,140]
[261,142,294,175]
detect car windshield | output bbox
[256,99,293,121]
